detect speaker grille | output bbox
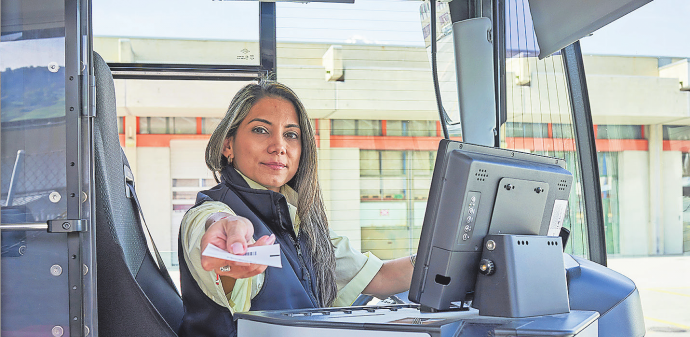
[558,179,568,191]
[475,168,489,182]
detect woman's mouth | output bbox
[262,162,286,170]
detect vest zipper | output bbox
[289,235,319,306]
[279,202,320,307]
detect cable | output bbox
[430,0,450,140]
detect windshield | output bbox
[90,0,690,333]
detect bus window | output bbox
[93,0,260,66]
[93,0,442,275]
[1,1,77,334]
[502,0,589,257]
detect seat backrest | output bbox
[93,51,183,336]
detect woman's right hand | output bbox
[199,214,276,279]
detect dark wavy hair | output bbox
[205,81,337,306]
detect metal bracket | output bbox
[47,219,87,233]
[124,164,135,198]
[82,74,96,118]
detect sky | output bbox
[1,0,686,70]
[89,0,690,57]
[90,0,690,58]
[579,0,690,58]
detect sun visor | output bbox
[528,0,651,59]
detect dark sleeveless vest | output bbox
[178,166,321,337]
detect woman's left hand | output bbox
[200,215,276,279]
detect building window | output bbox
[408,121,436,137]
[202,117,222,134]
[597,125,643,140]
[359,150,434,201]
[174,117,197,134]
[149,117,170,134]
[663,125,690,140]
[505,122,548,138]
[552,123,574,139]
[386,120,436,137]
[139,117,198,134]
[381,150,404,176]
[117,116,124,134]
[171,178,218,213]
[357,120,381,136]
[331,119,382,136]
[332,119,356,135]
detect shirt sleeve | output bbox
[330,229,384,307]
[179,201,257,314]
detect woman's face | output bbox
[223,96,302,193]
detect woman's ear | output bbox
[222,137,234,163]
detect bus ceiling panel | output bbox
[528,0,651,59]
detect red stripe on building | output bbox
[505,137,577,152]
[196,117,203,134]
[595,139,648,152]
[505,138,648,152]
[664,140,690,152]
[330,136,462,151]
[131,133,652,153]
[137,134,211,147]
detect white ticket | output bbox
[202,243,282,268]
[547,199,569,237]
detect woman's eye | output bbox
[285,131,300,139]
[252,127,268,134]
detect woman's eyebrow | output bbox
[248,118,272,125]
[248,118,300,130]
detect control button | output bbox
[466,216,473,224]
[471,196,477,202]
[464,225,472,232]
[462,233,470,241]
[468,207,475,215]
[478,259,495,275]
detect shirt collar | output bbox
[235,170,299,209]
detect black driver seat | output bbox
[93,51,183,336]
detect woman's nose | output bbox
[267,134,287,155]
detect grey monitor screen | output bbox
[408,139,573,310]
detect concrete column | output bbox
[118,38,134,63]
[317,120,362,250]
[648,124,663,254]
[124,115,138,179]
[618,151,650,255]
[136,147,172,252]
[662,151,684,254]
[328,148,362,250]
[318,119,332,220]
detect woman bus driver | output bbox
[178,81,415,336]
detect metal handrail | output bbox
[0,223,49,231]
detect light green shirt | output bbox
[180,173,383,314]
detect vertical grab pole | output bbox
[260,2,277,80]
